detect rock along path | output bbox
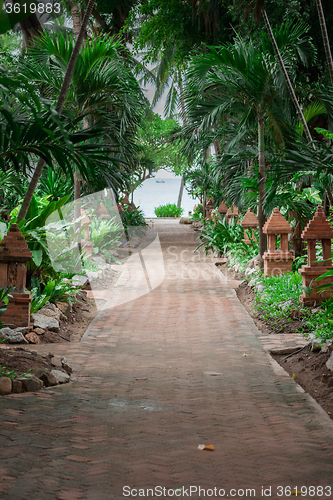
[1,220,333,500]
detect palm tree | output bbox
[20,31,144,158]
[184,25,312,262]
[0,69,113,196]
[17,0,96,222]
[233,1,316,145]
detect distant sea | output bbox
[132,175,200,218]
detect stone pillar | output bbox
[262,208,293,277]
[0,224,32,327]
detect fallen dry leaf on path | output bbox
[198,444,214,451]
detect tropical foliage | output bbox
[0,0,333,340]
[196,215,259,271]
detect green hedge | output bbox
[154,204,184,217]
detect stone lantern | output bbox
[226,203,239,219]
[0,224,32,327]
[218,201,228,216]
[80,210,94,257]
[241,209,258,244]
[299,205,333,305]
[262,208,293,277]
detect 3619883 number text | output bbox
[277,486,332,496]
[3,1,61,15]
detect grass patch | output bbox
[253,271,333,340]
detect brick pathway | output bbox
[1,220,333,500]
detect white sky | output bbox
[143,84,169,118]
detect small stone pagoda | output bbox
[262,208,293,277]
[299,205,333,305]
[226,203,239,218]
[241,209,258,244]
[0,224,32,327]
[205,198,214,219]
[218,201,228,216]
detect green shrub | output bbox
[226,238,259,272]
[30,275,83,314]
[121,205,147,228]
[196,215,243,255]
[254,272,303,322]
[154,204,184,217]
[196,214,259,270]
[253,271,333,340]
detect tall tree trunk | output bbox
[74,170,82,251]
[71,3,81,40]
[92,8,111,33]
[316,0,333,86]
[258,117,267,267]
[214,140,221,155]
[72,17,87,247]
[203,188,207,220]
[177,75,187,207]
[17,0,96,223]
[315,0,333,208]
[203,147,210,219]
[177,177,185,207]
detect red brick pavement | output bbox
[1,221,333,500]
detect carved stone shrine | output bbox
[241,209,258,244]
[205,198,214,219]
[262,208,293,277]
[218,201,228,216]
